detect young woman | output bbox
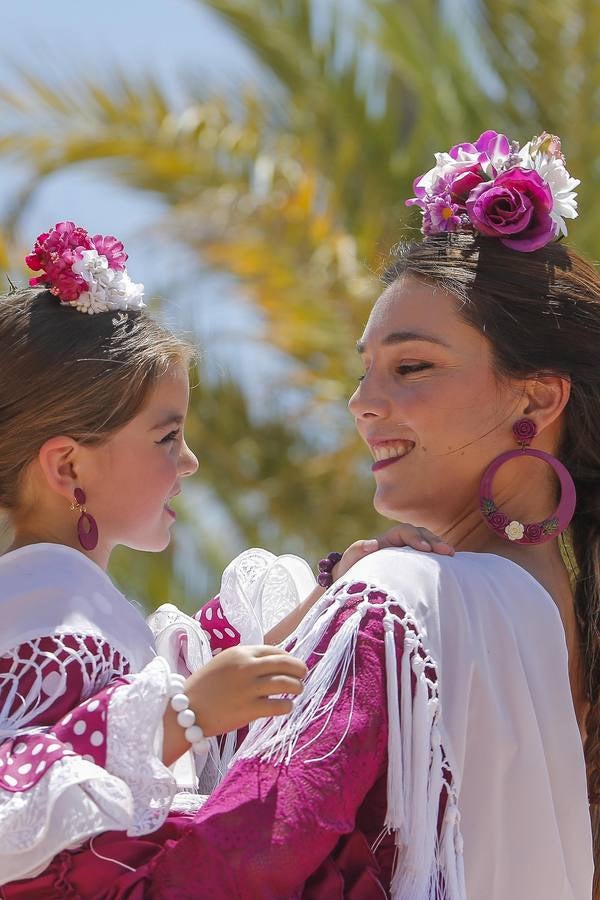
[145,131,595,899]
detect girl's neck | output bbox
[6,528,110,571]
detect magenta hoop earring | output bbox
[70,488,99,551]
[479,418,576,545]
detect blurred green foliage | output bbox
[1,0,599,607]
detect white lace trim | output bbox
[218,548,315,644]
[105,655,177,836]
[0,754,135,884]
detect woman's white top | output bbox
[343,548,594,900]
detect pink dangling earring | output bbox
[479,417,576,544]
[70,488,99,551]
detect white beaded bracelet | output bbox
[168,673,209,753]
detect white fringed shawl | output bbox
[234,548,593,900]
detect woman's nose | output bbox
[348,374,389,420]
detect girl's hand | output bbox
[185,645,307,737]
[333,523,454,580]
[162,646,307,765]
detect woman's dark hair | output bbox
[383,231,600,893]
[0,287,194,516]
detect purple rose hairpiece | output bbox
[406,131,579,252]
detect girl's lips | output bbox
[164,504,177,520]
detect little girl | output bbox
[0,222,448,897]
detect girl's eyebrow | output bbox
[356,330,451,354]
[150,414,185,431]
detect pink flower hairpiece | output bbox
[26,221,145,314]
[406,130,580,252]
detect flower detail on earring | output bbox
[70,487,99,551]
[504,520,525,541]
[479,417,576,545]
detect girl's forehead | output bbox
[142,364,190,417]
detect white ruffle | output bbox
[0,754,135,883]
[218,548,315,644]
[0,656,177,885]
[147,605,218,792]
[105,655,177,836]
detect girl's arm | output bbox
[264,524,454,644]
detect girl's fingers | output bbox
[252,654,308,679]
[256,675,304,697]
[253,697,295,718]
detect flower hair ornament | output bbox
[406,130,579,252]
[25,221,145,314]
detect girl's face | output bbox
[348,275,523,535]
[84,362,198,554]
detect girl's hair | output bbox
[383,232,600,893]
[0,287,195,515]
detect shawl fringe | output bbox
[236,582,466,900]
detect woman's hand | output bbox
[332,523,454,581]
[162,646,307,765]
[263,525,454,646]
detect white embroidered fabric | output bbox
[105,656,177,836]
[218,548,315,643]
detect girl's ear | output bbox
[37,436,80,500]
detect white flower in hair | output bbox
[71,249,145,315]
[519,139,580,238]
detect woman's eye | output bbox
[397,362,431,376]
[157,429,180,445]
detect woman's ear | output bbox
[522,374,571,433]
[37,436,80,500]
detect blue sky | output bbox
[0,0,294,402]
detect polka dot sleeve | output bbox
[195,596,241,655]
[0,637,177,884]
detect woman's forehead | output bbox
[364,277,456,337]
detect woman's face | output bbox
[349,275,523,533]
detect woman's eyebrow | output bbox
[356,331,451,354]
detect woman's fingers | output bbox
[375,524,454,555]
[417,528,455,555]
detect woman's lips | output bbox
[369,440,415,471]
[372,454,406,472]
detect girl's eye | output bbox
[157,429,180,445]
[397,362,431,376]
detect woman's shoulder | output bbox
[342,546,561,634]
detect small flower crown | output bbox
[25,221,145,314]
[406,130,580,252]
